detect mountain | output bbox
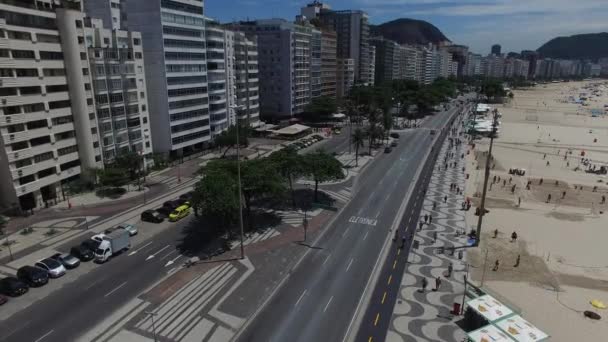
[370,18,450,46]
[537,33,608,60]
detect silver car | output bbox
[117,223,137,236]
[51,253,80,269]
[35,258,66,278]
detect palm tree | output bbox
[352,128,365,166]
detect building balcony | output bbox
[14,165,81,196]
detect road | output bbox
[0,209,193,342]
[236,105,463,342]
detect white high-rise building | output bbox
[119,0,211,157]
[0,0,103,211]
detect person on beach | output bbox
[511,231,518,242]
[421,277,428,292]
[434,276,442,291]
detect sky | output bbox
[205,0,608,55]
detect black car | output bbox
[17,266,48,287]
[179,192,193,203]
[0,294,7,305]
[0,277,28,297]
[141,209,164,223]
[163,200,181,211]
[384,147,392,153]
[155,207,172,219]
[70,244,94,262]
[390,132,400,139]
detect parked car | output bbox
[117,223,137,236]
[81,239,101,254]
[155,207,172,219]
[391,140,398,147]
[50,253,80,269]
[390,132,400,139]
[17,266,48,287]
[169,205,191,222]
[141,209,164,223]
[179,192,193,202]
[0,294,7,305]
[430,129,437,135]
[70,244,94,262]
[34,258,66,278]
[0,277,28,297]
[163,200,181,211]
[384,147,392,153]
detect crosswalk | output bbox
[323,188,352,203]
[148,175,192,189]
[228,228,280,249]
[134,263,237,341]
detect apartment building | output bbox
[309,27,322,99]
[119,0,210,157]
[319,28,337,98]
[367,45,375,86]
[234,19,311,119]
[301,2,371,86]
[0,0,102,211]
[84,17,153,162]
[336,58,355,98]
[224,28,260,126]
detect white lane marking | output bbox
[160,249,178,260]
[374,211,380,219]
[104,281,128,297]
[85,278,103,291]
[322,253,331,266]
[295,290,307,307]
[342,226,350,237]
[363,231,369,241]
[346,258,354,272]
[146,245,171,261]
[128,241,153,256]
[34,330,54,342]
[164,254,183,267]
[323,296,334,313]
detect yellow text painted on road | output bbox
[387,275,393,285]
[374,313,380,326]
[381,291,387,304]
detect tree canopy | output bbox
[301,96,338,121]
[303,150,344,201]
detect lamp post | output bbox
[144,311,158,342]
[230,104,246,260]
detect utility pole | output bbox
[474,109,499,246]
[231,105,246,260]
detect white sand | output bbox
[465,81,608,341]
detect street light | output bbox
[230,104,246,260]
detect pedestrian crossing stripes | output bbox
[323,188,352,203]
[148,175,192,188]
[135,263,237,340]
[229,228,280,249]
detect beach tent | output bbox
[467,325,514,342]
[467,294,514,323]
[494,315,549,342]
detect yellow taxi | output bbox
[169,205,191,222]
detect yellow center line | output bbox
[397,249,401,256]
[374,313,380,326]
[381,291,387,304]
[368,337,373,342]
[387,275,393,285]
[393,260,397,269]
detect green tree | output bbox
[382,109,393,144]
[191,171,239,235]
[303,150,345,202]
[302,96,338,121]
[241,159,286,228]
[269,147,305,208]
[97,168,129,189]
[0,215,7,236]
[214,124,249,158]
[352,128,365,166]
[114,151,143,189]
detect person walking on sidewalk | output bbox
[434,276,442,291]
[421,277,428,293]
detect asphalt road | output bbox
[355,104,471,342]
[0,206,194,342]
[236,105,463,342]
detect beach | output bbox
[464,81,608,341]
